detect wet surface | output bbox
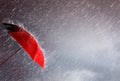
[0,0,120,81]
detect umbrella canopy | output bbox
[3,23,44,68]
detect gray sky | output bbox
[0,0,120,81]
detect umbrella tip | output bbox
[2,23,16,31]
[2,23,21,32]
[2,23,13,26]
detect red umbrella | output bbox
[3,23,44,69]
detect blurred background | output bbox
[0,0,120,81]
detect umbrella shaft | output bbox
[0,48,21,65]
